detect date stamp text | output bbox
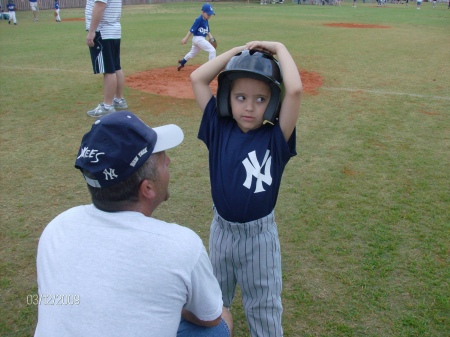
[27,294,80,306]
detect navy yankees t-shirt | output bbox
[198,96,296,223]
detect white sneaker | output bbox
[87,103,116,117]
[113,98,128,110]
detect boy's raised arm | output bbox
[190,45,246,112]
[246,41,302,141]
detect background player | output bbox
[190,41,302,336]
[7,0,16,25]
[54,0,61,22]
[177,3,216,71]
[29,0,39,22]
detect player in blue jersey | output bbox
[54,0,61,22]
[177,3,216,71]
[190,41,302,337]
[7,0,17,25]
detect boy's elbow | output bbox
[190,70,200,85]
[286,83,303,98]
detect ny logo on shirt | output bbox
[242,150,272,193]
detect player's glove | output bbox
[54,11,58,17]
[209,37,217,49]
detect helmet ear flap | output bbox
[263,85,281,125]
[216,75,232,118]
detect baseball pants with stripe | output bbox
[209,207,283,337]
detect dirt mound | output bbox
[126,66,323,99]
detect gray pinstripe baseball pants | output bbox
[209,207,283,337]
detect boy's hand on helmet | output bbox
[245,41,282,56]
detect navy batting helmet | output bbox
[217,49,283,125]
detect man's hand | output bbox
[86,31,95,47]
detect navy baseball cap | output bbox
[201,3,215,15]
[75,111,184,188]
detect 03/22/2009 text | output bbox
[27,294,80,306]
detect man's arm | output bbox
[181,308,221,327]
[86,1,106,47]
[182,306,233,334]
[181,245,233,334]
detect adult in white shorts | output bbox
[29,0,38,21]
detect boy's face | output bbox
[230,78,271,133]
[201,12,212,20]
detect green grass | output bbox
[1,2,449,336]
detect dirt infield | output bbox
[64,18,85,21]
[126,66,324,99]
[324,23,391,28]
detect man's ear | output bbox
[139,179,156,200]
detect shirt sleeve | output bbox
[197,95,217,149]
[184,245,223,321]
[189,16,201,34]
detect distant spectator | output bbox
[85,0,128,117]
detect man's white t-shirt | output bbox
[85,0,122,39]
[35,205,223,337]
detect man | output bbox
[85,0,128,117]
[29,0,38,21]
[35,111,233,337]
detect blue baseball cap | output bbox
[201,3,215,15]
[75,111,184,188]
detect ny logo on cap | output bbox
[103,168,118,181]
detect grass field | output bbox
[0,1,449,336]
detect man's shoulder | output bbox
[153,219,203,244]
[46,205,89,224]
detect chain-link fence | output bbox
[0,0,183,12]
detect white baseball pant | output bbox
[8,11,16,24]
[183,36,216,62]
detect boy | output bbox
[7,0,17,25]
[177,3,216,71]
[190,41,302,336]
[54,0,61,22]
[29,0,38,22]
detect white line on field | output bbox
[0,66,90,74]
[321,87,450,101]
